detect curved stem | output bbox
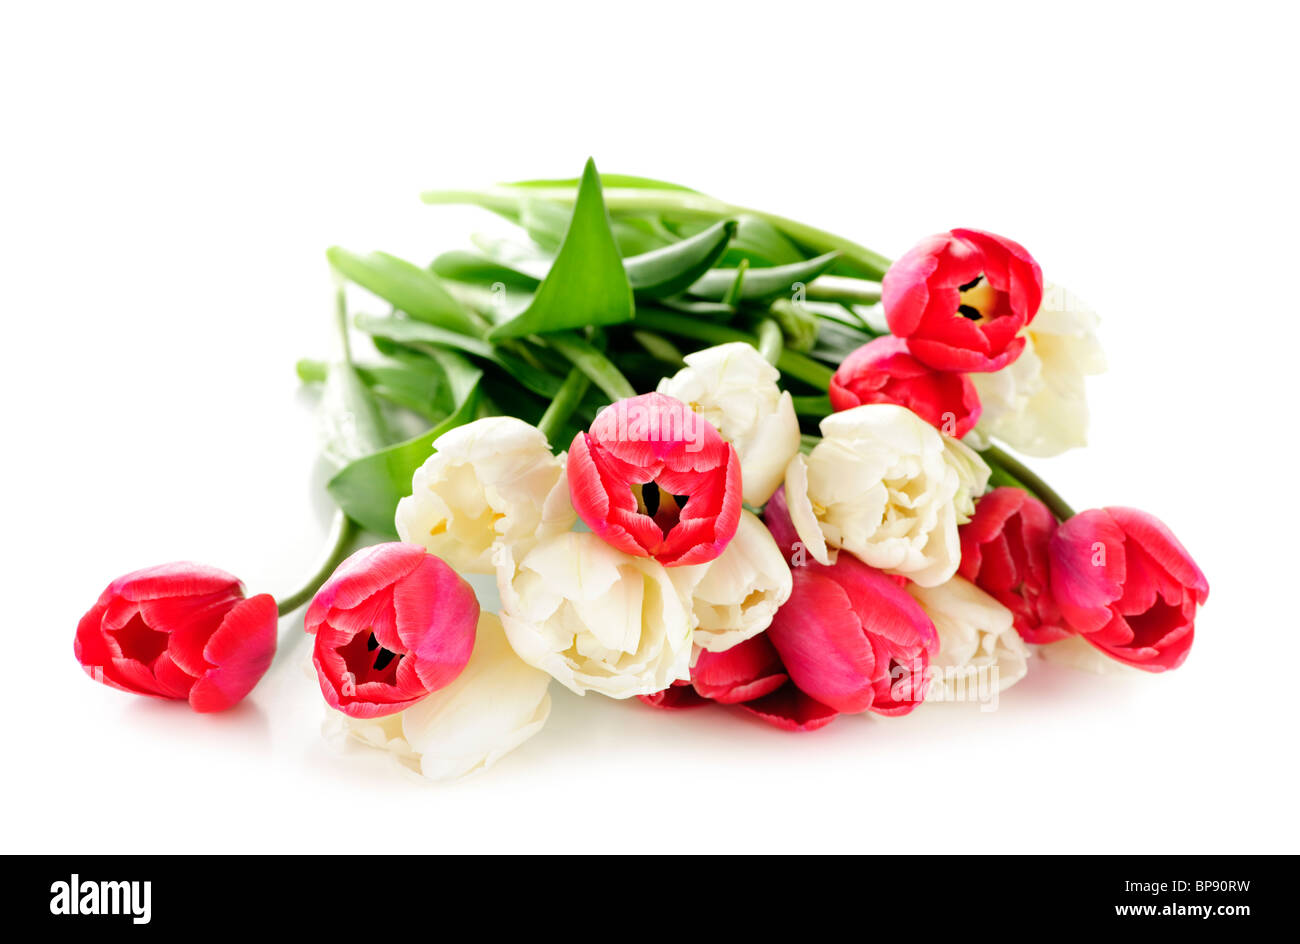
[980,444,1076,521]
[276,511,358,617]
[538,365,591,445]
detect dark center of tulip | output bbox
[633,481,690,537]
[338,629,403,685]
[957,274,996,322]
[112,614,170,664]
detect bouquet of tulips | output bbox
[74,160,1209,781]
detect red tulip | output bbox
[829,335,982,438]
[638,634,840,732]
[1050,508,1208,671]
[306,542,479,718]
[74,563,278,712]
[763,488,938,715]
[959,487,1070,644]
[882,228,1043,372]
[568,392,742,566]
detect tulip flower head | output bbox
[497,531,693,698]
[883,228,1043,372]
[670,509,793,653]
[829,335,982,439]
[1050,507,1207,671]
[908,576,1029,702]
[764,488,939,716]
[306,542,479,718]
[959,487,1069,644]
[967,283,1106,457]
[782,403,990,585]
[640,633,841,732]
[74,563,278,712]
[323,612,551,781]
[396,416,576,574]
[568,392,742,567]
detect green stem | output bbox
[805,275,883,306]
[276,511,358,617]
[756,318,783,366]
[537,365,591,444]
[547,334,638,401]
[980,444,1076,521]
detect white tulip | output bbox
[670,510,792,653]
[496,531,692,698]
[657,342,800,505]
[785,404,990,586]
[968,283,1106,458]
[909,577,1029,702]
[396,416,575,574]
[322,612,552,782]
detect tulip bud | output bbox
[74,563,278,712]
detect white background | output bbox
[3,1,1297,853]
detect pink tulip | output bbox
[306,542,479,717]
[763,488,938,715]
[1050,507,1208,671]
[638,634,840,732]
[830,336,982,438]
[882,228,1043,372]
[568,392,742,566]
[959,487,1070,643]
[74,563,278,712]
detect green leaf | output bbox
[508,173,700,193]
[721,216,805,267]
[430,250,542,290]
[546,334,638,402]
[354,312,496,359]
[688,251,841,302]
[320,360,391,470]
[623,220,735,298]
[355,313,563,399]
[326,351,482,537]
[327,248,479,336]
[487,160,635,341]
[298,356,452,423]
